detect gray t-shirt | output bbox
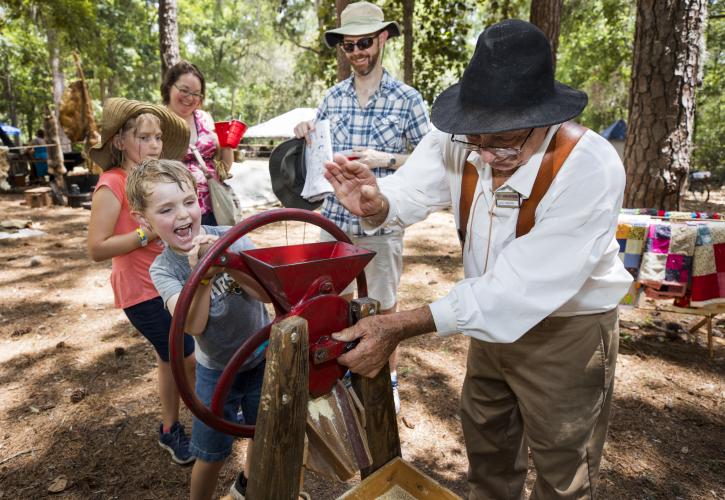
[150,225,269,371]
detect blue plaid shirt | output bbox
[317,70,429,236]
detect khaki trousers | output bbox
[461,308,618,500]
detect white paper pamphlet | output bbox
[301,119,334,202]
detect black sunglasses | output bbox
[340,36,377,53]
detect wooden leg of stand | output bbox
[350,298,401,479]
[707,315,713,359]
[246,316,309,500]
[688,317,708,334]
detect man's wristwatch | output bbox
[388,154,396,168]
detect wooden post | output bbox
[707,314,713,359]
[246,316,309,500]
[350,298,401,479]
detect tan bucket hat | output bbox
[324,1,400,48]
[89,97,190,169]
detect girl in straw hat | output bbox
[87,98,196,465]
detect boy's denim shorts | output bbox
[190,360,265,462]
[124,296,194,362]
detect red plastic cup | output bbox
[214,121,230,147]
[214,120,247,148]
[226,119,247,148]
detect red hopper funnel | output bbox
[240,241,374,310]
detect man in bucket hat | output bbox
[325,19,632,498]
[294,0,429,414]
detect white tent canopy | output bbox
[244,108,317,139]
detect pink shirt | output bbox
[182,109,219,215]
[94,168,165,309]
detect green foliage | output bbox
[0,0,160,139]
[0,0,720,171]
[177,0,325,124]
[693,16,724,173]
[407,0,472,104]
[0,14,51,137]
[276,0,337,89]
[0,0,99,136]
[556,0,635,132]
[89,0,160,103]
[475,0,528,27]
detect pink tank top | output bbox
[94,168,165,309]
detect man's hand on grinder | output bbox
[332,307,436,378]
[324,153,388,219]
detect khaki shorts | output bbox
[320,229,403,310]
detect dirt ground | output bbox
[0,186,723,500]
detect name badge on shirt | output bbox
[494,187,521,208]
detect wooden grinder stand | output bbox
[246,298,400,499]
[168,209,403,499]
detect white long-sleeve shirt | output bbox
[371,125,633,343]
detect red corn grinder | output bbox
[168,208,376,437]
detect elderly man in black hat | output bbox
[294,1,429,414]
[325,19,632,499]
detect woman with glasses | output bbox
[161,60,233,226]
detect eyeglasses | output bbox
[450,128,534,160]
[174,84,204,101]
[340,35,377,53]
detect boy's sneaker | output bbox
[391,377,401,415]
[230,473,310,500]
[158,422,195,465]
[230,472,247,500]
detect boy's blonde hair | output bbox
[108,113,162,170]
[126,158,197,213]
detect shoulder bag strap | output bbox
[189,145,211,179]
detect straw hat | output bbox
[89,98,189,169]
[324,1,400,48]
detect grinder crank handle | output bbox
[308,297,380,366]
[310,337,358,365]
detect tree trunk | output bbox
[3,54,18,127]
[403,0,414,85]
[25,112,36,142]
[46,26,72,152]
[623,0,707,210]
[159,0,181,79]
[529,0,563,71]
[335,0,352,82]
[44,104,66,196]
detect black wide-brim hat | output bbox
[431,19,588,135]
[268,138,323,211]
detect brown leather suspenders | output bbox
[458,121,588,244]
